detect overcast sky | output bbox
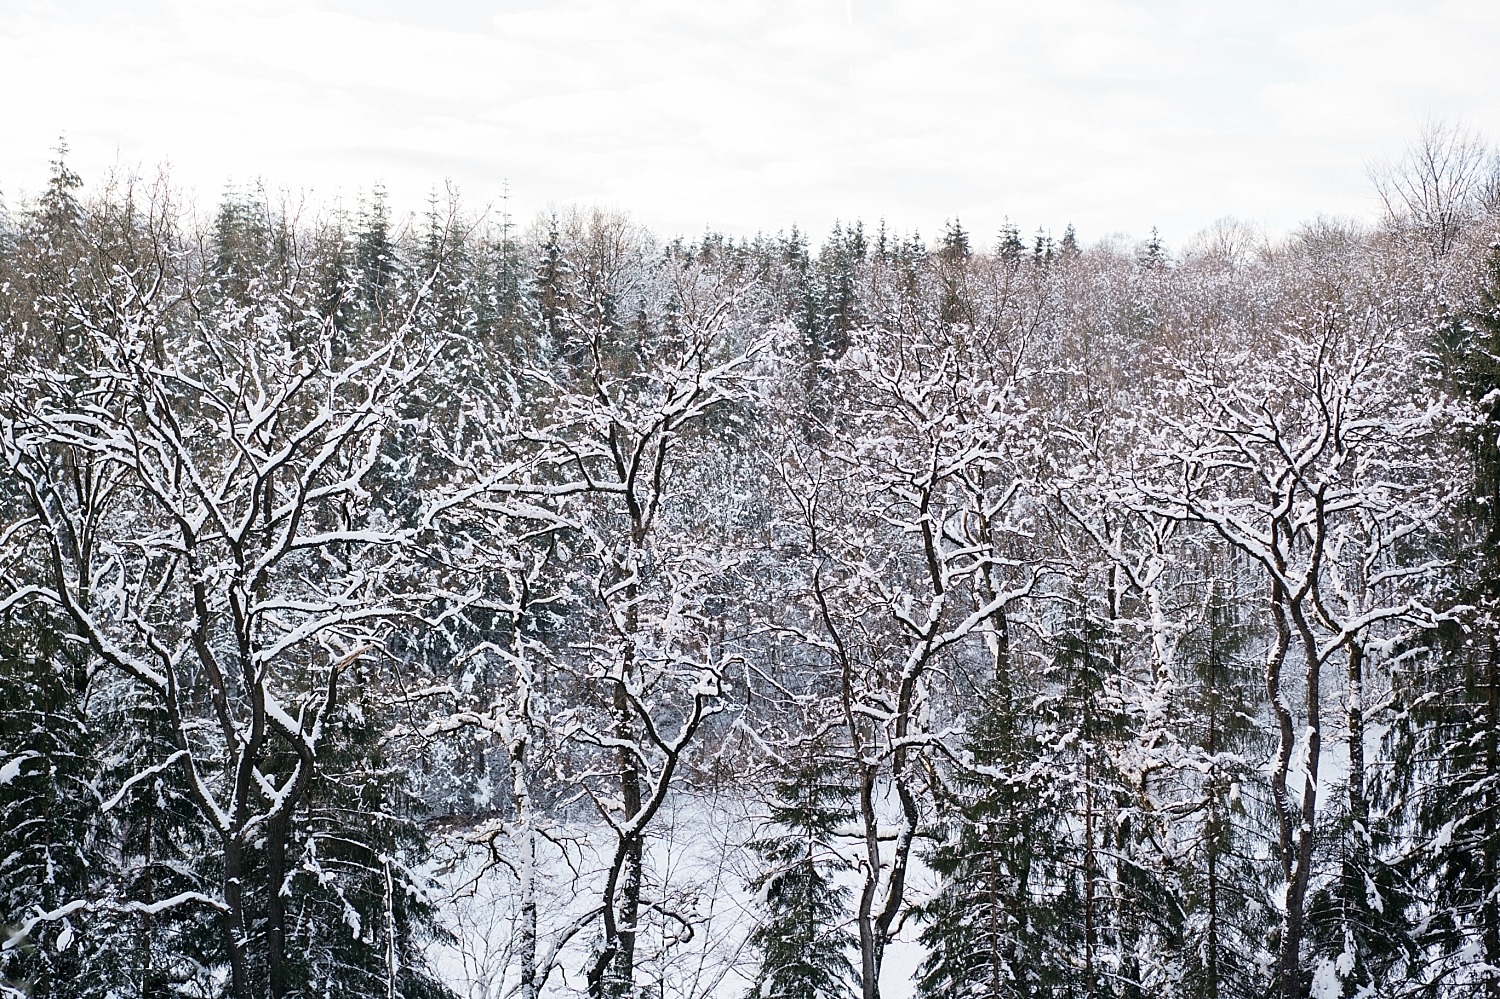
[1,0,1497,250]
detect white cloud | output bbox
[0,0,1496,249]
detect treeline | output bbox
[1,131,1499,999]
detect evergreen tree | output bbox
[1175,579,1273,999]
[0,609,102,997]
[95,676,220,998]
[815,220,862,365]
[1059,224,1080,258]
[1136,227,1167,270]
[915,677,1078,999]
[1046,606,1135,999]
[16,141,88,369]
[936,219,973,326]
[746,742,859,999]
[38,138,82,232]
[1379,241,1500,995]
[210,185,262,290]
[938,219,970,263]
[357,183,398,311]
[269,671,453,999]
[1032,228,1054,267]
[532,213,574,366]
[997,221,1025,264]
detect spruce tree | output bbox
[0,610,102,997]
[95,677,220,998]
[270,674,453,999]
[357,183,398,311]
[1046,606,1134,999]
[936,219,972,327]
[746,743,859,999]
[996,221,1025,264]
[1175,579,1273,999]
[1380,240,1500,994]
[914,677,1077,999]
[1059,224,1080,258]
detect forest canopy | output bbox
[2,126,1500,999]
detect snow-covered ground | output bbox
[426,788,934,999]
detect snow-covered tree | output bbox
[0,193,451,998]
[745,739,858,999]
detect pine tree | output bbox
[1136,228,1167,270]
[938,219,970,263]
[1059,224,1080,258]
[1032,228,1054,267]
[532,213,575,367]
[936,219,972,327]
[996,221,1025,264]
[746,743,859,999]
[38,138,82,232]
[815,221,862,365]
[357,183,398,311]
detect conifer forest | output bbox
[5,130,1500,999]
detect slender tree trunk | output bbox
[612,618,646,999]
[592,583,645,999]
[589,688,645,999]
[1283,602,1325,999]
[614,837,643,999]
[1266,589,1299,999]
[870,677,921,984]
[856,760,882,999]
[266,809,292,999]
[989,837,1002,996]
[1485,633,1500,999]
[1345,640,1370,989]
[513,747,543,999]
[141,807,155,999]
[1205,692,1221,999]
[1084,751,1097,999]
[508,605,540,999]
[222,836,252,999]
[515,824,539,999]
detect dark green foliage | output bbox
[1175,581,1273,999]
[815,221,864,364]
[358,184,399,310]
[746,744,858,999]
[1137,228,1167,270]
[918,605,1152,999]
[1032,229,1054,267]
[1059,225,1080,257]
[95,678,220,998]
[996,222,1025,263]
[0,144,1495,999]
[938,219,970,263]
[936,219,973,327]
[250,676,453,999]
[0,611,101,997]
[1304,804,1418,996]
[532,213,575,366]
[1041,607,1138,998]
[1382,632,1500,994]
[1377,241,1500,994]
[38,139,82,231]
[915,678,1080,999]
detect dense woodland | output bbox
[3,129,1500,999]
